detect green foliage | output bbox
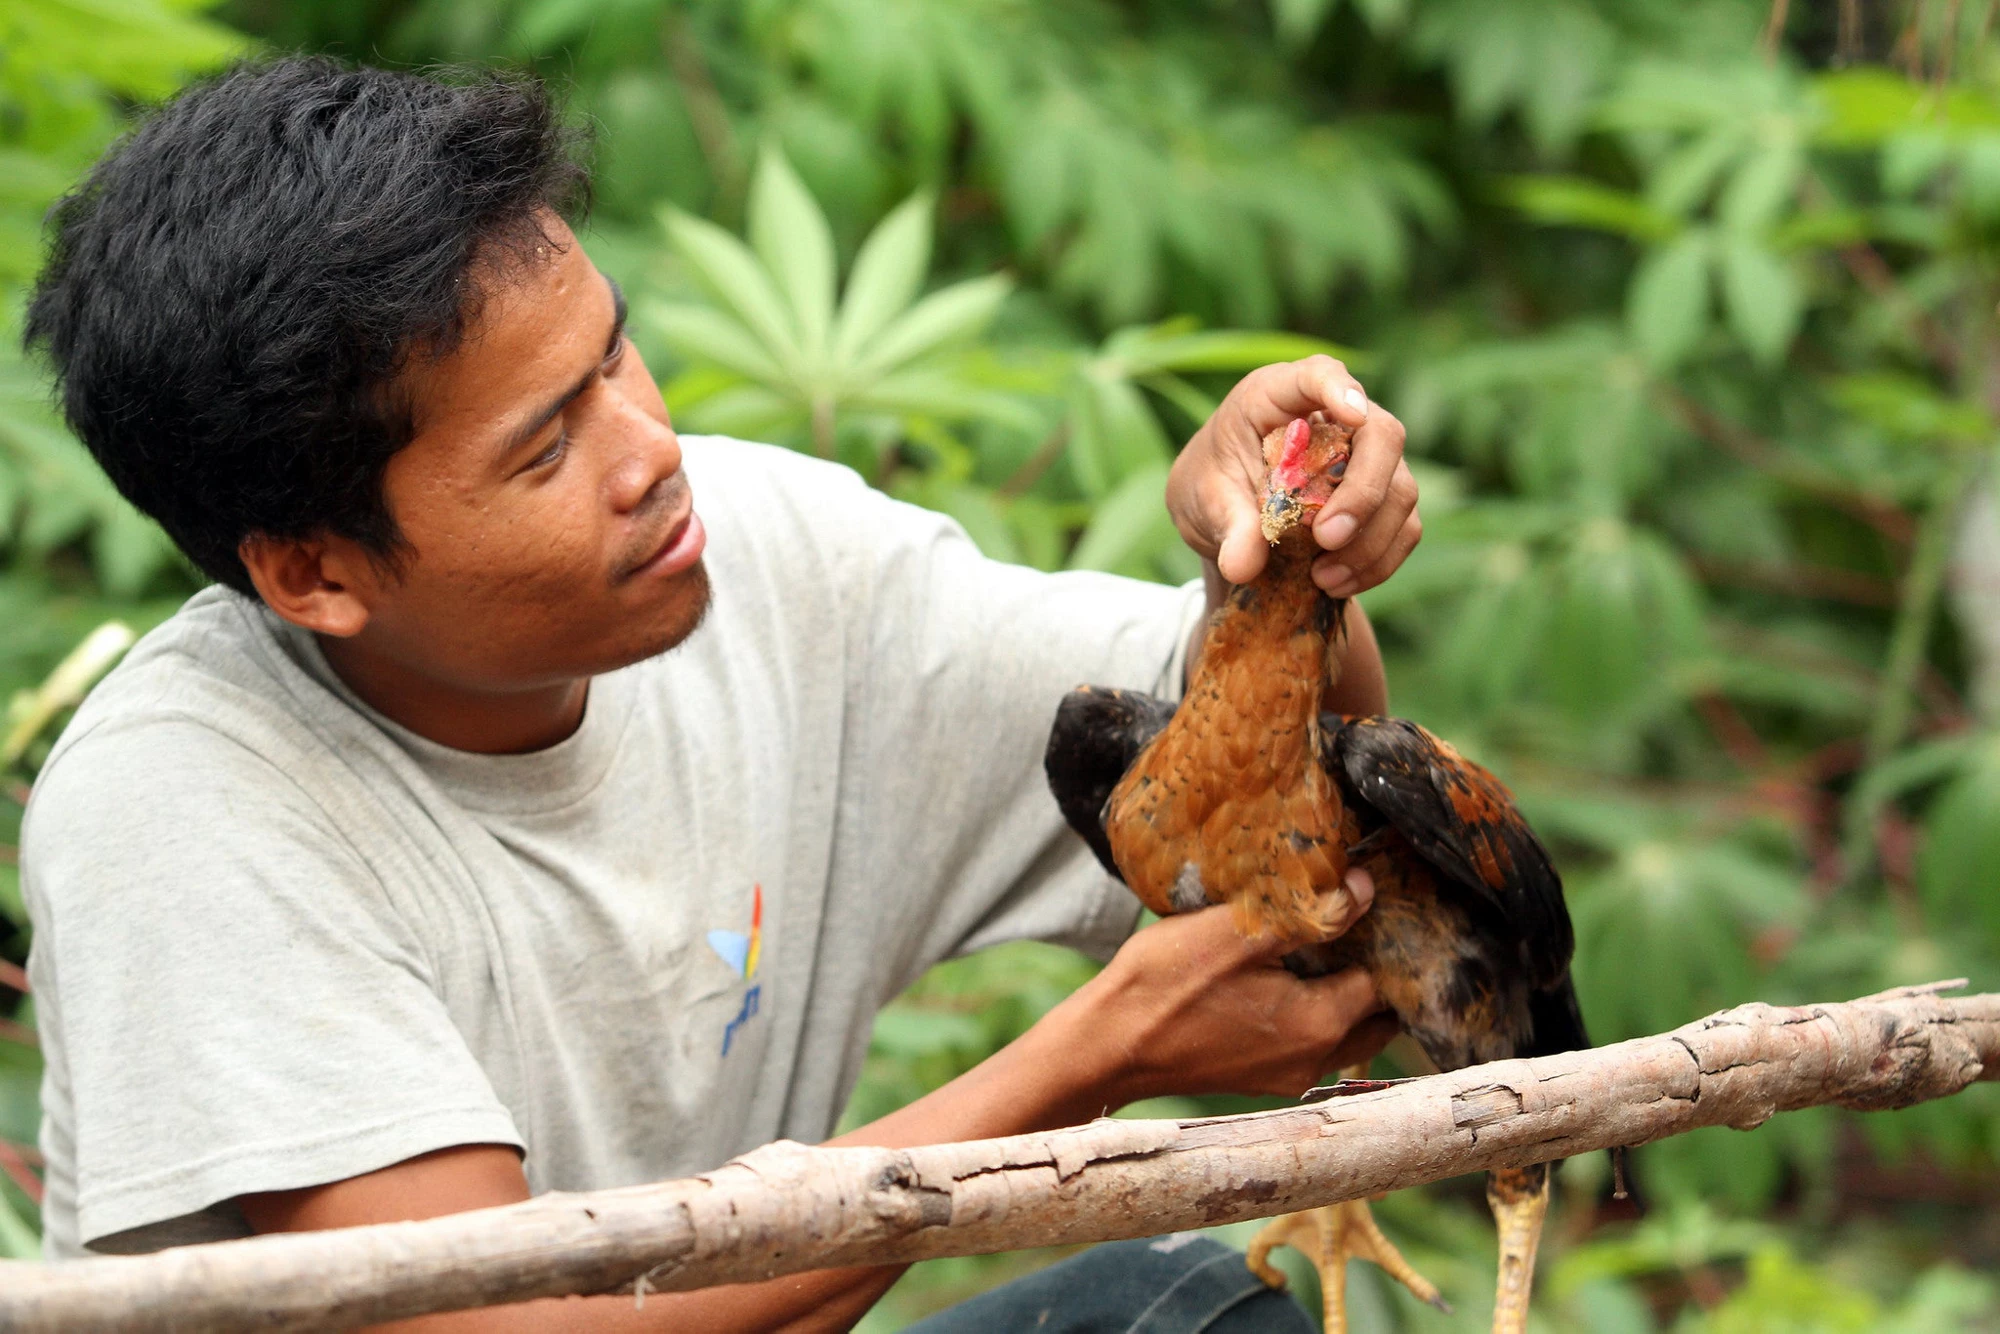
[0,0,232,1249]
[651,146,1027,459]
[3,0,1999,1324]
[0,0,233,593]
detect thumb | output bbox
[1214,502,1268,586]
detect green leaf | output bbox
[1538,520,1706,721]
[1647,129,1746,218]
[88,507,172,599]
[659,207,803,370]
[832,192,935,368]
[852,274,1012,380]
[1627,232,1713,369]
[869,1005,987,1059]
[507,0,604,50]
[642,302,788,385]
[1918,739,2000,953]
[1829,373,1993,443]
[855,369,1044,433]
[1851,734,1982,808]
[1501,175,1678,242]
[1958,138,2000,222]
[1066,369,1173,502]
[1719,144,1803,233]
[673,383,801,442]
[1065,462,1175,573]
[1814,67,2000,147]
[1271,0,1341,49]
[748,146,838,367]
[1107,327,1359,376]
[1881,132,1953,197]
[0,1188,36,1260]
[1718,239,1802,366]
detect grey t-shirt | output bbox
[22,435,1202,1258]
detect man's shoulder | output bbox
[33,587,346,818]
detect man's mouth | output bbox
[618,504,706,583]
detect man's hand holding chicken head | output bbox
[1167,355,1420,594]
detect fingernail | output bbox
[1342,387,1368,416]
[1318,513,1357,549]
[1316,563,1353,593]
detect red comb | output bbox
[1275,419,1313,489]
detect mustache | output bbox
[613,477,693,580]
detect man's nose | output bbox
[606,403,683,514]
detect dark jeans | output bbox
[902,1235,1315,1334]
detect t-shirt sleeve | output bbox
[800,460,1207,991]
[22,719,523,1253]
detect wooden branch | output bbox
[3,983,1995,1332]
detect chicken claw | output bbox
[1246,1197,1449,1334]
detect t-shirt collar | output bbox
[267,605,636,815]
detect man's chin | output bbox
[631,559,714,663]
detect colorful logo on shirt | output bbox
[708,884,763,1056]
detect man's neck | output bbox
[316,633,590,755]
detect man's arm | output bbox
[240,907,1393,1334]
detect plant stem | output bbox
[1840,449,1982,885]
[660,11,741,213]
[998,421,1071,497]
[1761,0,1792,59]
[1868,457,1976,763]
[810,395,836,458]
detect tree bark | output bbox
[2,982,1994,1333]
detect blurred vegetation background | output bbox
[6,0,2000,1328]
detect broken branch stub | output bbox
[0,983,1992,1333]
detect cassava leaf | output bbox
[643,302,788,385]
[851,274,1012,380]
[832,191,935,367]
[1718,238,1803,366]
[659,206,804,368]
[748,146,838,366]
[1628,231,1713,369]
[1065,462,1176,574]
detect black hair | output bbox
[25,56,591,595]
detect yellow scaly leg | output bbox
[1486,1163,1552,1334]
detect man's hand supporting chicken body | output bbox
[20,61,1419,1334]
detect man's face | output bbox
[352,217,711,692]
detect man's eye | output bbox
[529,432,568,470]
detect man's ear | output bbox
[238,533,376,638]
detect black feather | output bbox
[1324,715,1574,991]
[1044,686,1175,880]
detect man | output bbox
[21,57,1422,1331]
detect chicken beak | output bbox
[1260,455,1348,544]
[1260,488,1302,544]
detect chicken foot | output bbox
[1245,1196,1450,1333]
[1245,1069,1448,1332]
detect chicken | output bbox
[1043,415,1607,1334]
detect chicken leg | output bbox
[1486,1163,1551,1334]
[1243,1069,1448,1333]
